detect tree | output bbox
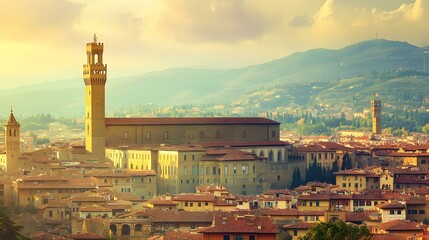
[290,167,302,189]
[277,229,293,240]
[330,159,340,184]
[0,206,29,240]
[341,153,353,170]
[299,220,371,240]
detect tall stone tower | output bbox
[371,97,382,134]
[83,35,106,161]
[4,110,20,172]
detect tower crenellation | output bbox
[371,97,382,134]
[84,34,107,161]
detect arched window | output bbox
[9,129,12,137]
[121,224,130,236]
[110,225,117,236]
[277,151,282,161]
[13,130,16,137]
[146,131,151,140]
[269,150,274,161]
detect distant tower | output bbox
[371,96,382,134]
[4,109,20,172]
[83,34,106,161]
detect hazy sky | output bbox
[0,0,428,89]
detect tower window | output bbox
[164,131,169,140]
[9,129,12,137]
[13,130,16,137]
[124,132,129,140]
[146,131,151,140]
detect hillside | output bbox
[0,39,427,116]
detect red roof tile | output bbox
[333,169,366,175]
[163,231,203,240]
[375,219,426,231]
[105,117,279,126]
[172,193,215,202]
[202,149,264,162]
[198,213,277,234]
[284,222,316,230]
[376,201,405,210]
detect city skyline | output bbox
[0,0,428,89]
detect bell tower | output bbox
[371,96,382,134]
[83,34,106,161]
[4,109,20,172]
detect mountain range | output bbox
[0,39,427,117]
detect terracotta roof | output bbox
[196,184,229,193]
[172,193,215,202]
[198,213,277,234]
[376,201,405,210]
[333,169,366,175]
[284,222,316,230]
[405,196,426,205]
[69,233,105,240]
[71,195,106,202]
[202,141,289,148]
[375,219,426,231]
[393,167,429,174]
[18,182,97,189]
[162,231,203,240]
[202,149,264,162]
[148,199,177,206]
[389,152,429,157]
[258,208,298,216]
[90,170,156,178]
[79,205,111,212]
[345,211,376,222]
[155,144,205,152]
[105,117,279,126]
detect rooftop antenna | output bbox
[93,34,97,43]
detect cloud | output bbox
[313,0,334,23]
[154,0,278,42]
[289,15,313,28]
[0,0,84,43]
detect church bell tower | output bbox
[371,96,382,134]
[83,35,106,161]
[4,109,20,172]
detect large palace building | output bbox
[55,36,300,196]
[83,36,281,160]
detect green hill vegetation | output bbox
[0,39,428,135]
